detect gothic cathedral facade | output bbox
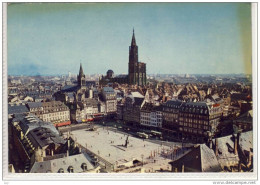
[99,29,147,86]
[128,29,146,86]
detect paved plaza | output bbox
[69,127,176,171]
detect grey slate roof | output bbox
[85,98,99,108]
[134,97,144,106]
[17,114,59,135]
[141,102,162,112]
[180,101,210,115]
[27,102,43,109]
[8,104,29,115]
[213,135,240,168]
[30,153,95,173]
[169,144,222,172]
[115,74,128,78]
[239,131,253,154]
[235,110,253,123]
[61,85,80,92]
[27,127,65,148]
[103,87,115,93]
[200,144,222,172]
[164,99,183,108]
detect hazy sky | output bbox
[7,3,252,76]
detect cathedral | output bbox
[99,29,147,86]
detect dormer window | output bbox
[68,166,74,173]
[58,168,64,173]
[81,163,87,171]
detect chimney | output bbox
[234,134,238,155]
[248,151,252,166]
[207,131,212,149]
[215,138,218,156]
[67,138,70,149]
[237,132,240,148]
[238,160,242,172]
[209,138,213,149]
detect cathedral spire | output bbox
[79,63,84,76]
[131,28,136,46]
[78,63,86,87]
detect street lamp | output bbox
[182,137,184,154]
[141,154,144,166]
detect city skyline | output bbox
[8,3,252,76]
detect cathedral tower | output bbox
[128,29,146,86]
[128,29,138,85]
[77,63,86,87]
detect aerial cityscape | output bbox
[7,3,253,174]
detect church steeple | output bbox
[77,63,86,87]
[131,28,136,46]
[79,63,84,77]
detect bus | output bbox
[151,130,162,137]
[137,132,149,139]
[93,114,104,121]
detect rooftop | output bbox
[27,127,66,148]
[8,104,29,115]
[30,153,95,173]
[15,113,59,135]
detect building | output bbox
[233,110,253,132]
[128,29,146,86]
[70,98,101,123]
[9,113,99,173]
[116,102,124,120]
[162,99,183,139]
[8,103,29,119]
[211,131,252,172]
[178,101,222,143]
[169,131,253,172]
[101,87,117,115]
[140,102,162,129]
[169,144,222,172]
[26,101,71,127]
[9,114,65,171]
[99,29,147,86]
[30,153,98,173]
[55,64,88,104]
[123,92,145,127]
[77,63,86,88]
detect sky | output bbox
[7,3,252,76]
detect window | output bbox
[68,166,74,173]
[58,168,64,173]
[81,163,87,171]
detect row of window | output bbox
[31,107,68,112]
[163,108,179,113]
[179,123,209,130]
[163,113,178,118]
[179,127,203,134]
[43,111,69,118]
[44,115,70,122]
[140,121,162,127]
[179,118,209,124]
[179,113,209,119]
